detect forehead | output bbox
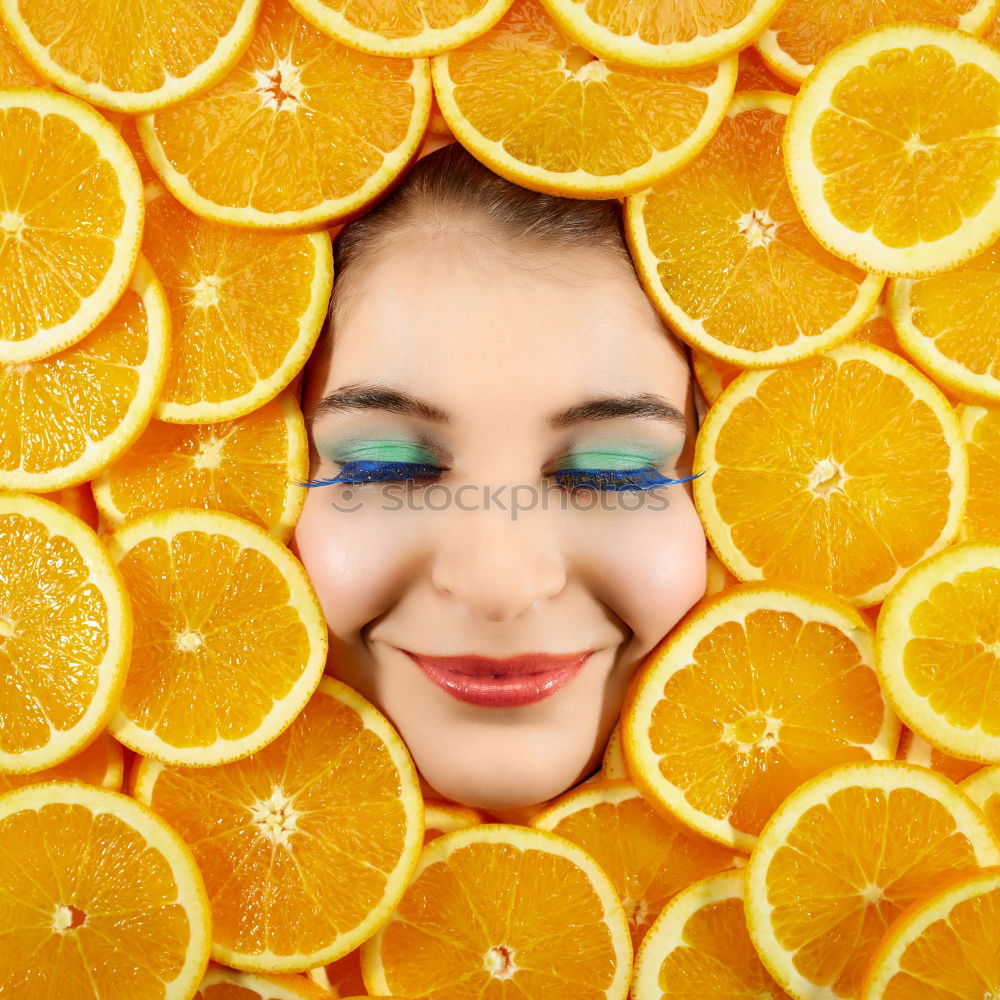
[305,231,690,416]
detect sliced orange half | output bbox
[627,92,883,367]
[0,256,171,492]
[959,403,1000,543]
[531,777,743,951]
[0,781,211,999]
[537,0,786,69]
[622,582,898,851]
[288,0,515,57]
[430,0,737,198]
[0,493,131,773]
[138,0,431,229]
[360,823,632,998]
[632,870,792,999]
[784,23,1000,277]
[744,760,1000,1000]
[0,89,143,364]
[0,0,262,113]
[756,0,1000,84]
[140,185,331,423]
[875,541,1000,762]
[888,240,1000,403]
[0,730,123,793]
[897,726,983,784]
[105,508,328,766]
[93,389,308,543]
[694,342,967,607]
[132,675,424,973]
[195,962,335,999]
[861,867,1000,1000]
[961,765,1000,833]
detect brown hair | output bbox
[307,141,695,402]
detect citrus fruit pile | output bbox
[1,0,1000,997]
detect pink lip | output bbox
[402,650,594,707]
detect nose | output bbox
[430,502,568,622]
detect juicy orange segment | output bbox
[756,0,1000,84]
[140,186,332,423]
[0,493,131,772]
[537,0,786,69]
[360,823,633,998]
[861,867,1000,1000]
[627,92,883,366]
[306,950,367,995]
[430,0,737,198]
[632,870,792,999]
[784,24,1000,277]
[0,0,262,113]
[0,19,48,86]
[745,761,1000,1000]
[424,799,487,842]
[622,582,899,851]
[132,676,425,973]
[959,404,1000,543]
[195,963,333,999]
[138,0,431,229]
[961,765,1000,834]
[0,781,211,999]
[875,541,1000,762]
[889,240,1000,403]
[693,342,967,607]
[0,730,124,793]
[93,390,308,542]
[0,89,143,364]
[287,0,515,57]
[0,257,171,492]
[531,777,742,950]
[897,727,982,784]
[105,508,328,766]
[40,482,101,531]
[735,45,796,92]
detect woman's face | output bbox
[291,221,706,813]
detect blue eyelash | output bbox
[294,460,703,494]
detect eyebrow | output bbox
[309,383,691,434]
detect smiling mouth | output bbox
[398,649,596,677]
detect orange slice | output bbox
[745,760,1000,1000]
[536,0,785,68]
[694,342,967,607]
[140,185,332,423]
[889,240,1000,403]
[0,729,123,794]
[692,349,741,405]
[39,482,101,531]
[961,765,1000,832]
[756,0,1000,84]
[359,823,632,998]
[424,799,487,842]
[531,777,742,950]
[93,389,308,543]
[195,963,333,999]
[705,544,740,596]
[622,582,898,851]
[307,949,367,995]
[0,493,131,773]
[632,870,792,999]
[959,404,1000,543]
[0,256,171,492]
[138,0,431,229]
[628,92,883,366]
[735,45,796,93]
[430,0,737,198]
[0,781,211,998]
[0,89,143,364]
[132,675,424,973]
[105,508,327,766]
[602,720,628,779]
[875,541,1000,763]
[0,19,47,87]
[0,0,263,112]
[897,726,983,784]
[784,23,1000,278]
[861,866,1000,1000]
[288,0,515,57]
[103,110,161,186]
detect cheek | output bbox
[292,490,412,637]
